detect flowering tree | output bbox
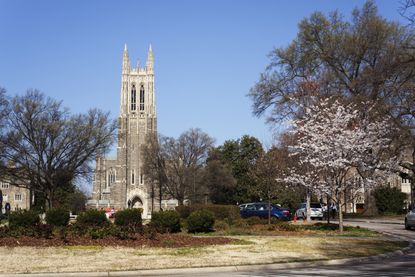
[288,98,393,232]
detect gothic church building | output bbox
[88,45,157,219]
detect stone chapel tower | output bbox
[89,45,157,219]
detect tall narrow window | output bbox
[108,169,115,188]
[131,85,136,111]
[132,170,135,185]
[140,85,145,111]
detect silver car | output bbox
[405,208,415,230]
[295,203,324,220]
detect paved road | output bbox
[149,220,415,277]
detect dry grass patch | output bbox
[0,236,406,274]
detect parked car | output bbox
[240,202,290,221]
[295,203,324,220]
[239,203,253,211]
[322,203,337,213]
[405,208,415,230]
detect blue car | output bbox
[240,202,290,221]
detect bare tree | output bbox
[142,134,168,211]
[252,147,290,224]
[143,128,214,206]
[0,90,116,208]
[400,0,415,24]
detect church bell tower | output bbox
[90,44,157,219]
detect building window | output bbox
[139,85,145,111]
[14,193,22,202]
[132,170,135,185]
[402,177,409,184]
[140,173,144,184]
[3,194,8,201]
[108,169,115,187]
[1,182,9,189]
[131,85,136,111]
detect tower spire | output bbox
[122,43,130,73]
[146,44,153,72]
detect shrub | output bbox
[176,204,240,223]
[45,207,70,227]
[34,223,54,239]
[9,210,40,228]
[88,225,115,239]
[76,209,108,227]
[142,225,158,240]
[374,185,407,214]
[187,209,215,233]
[151,210,181,233]
[114,208,142,226]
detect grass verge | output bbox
[0,235,406,274]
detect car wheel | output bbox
[405,219,411,230]
[319,217,323,221]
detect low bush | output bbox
[76,209,108,227]
[9,210,40,228]
[114,208,142,226]
[34,223,54,239]
[142,225,158,240]
[45,207,70,227]
[187,209,215,233]
[0,223,53,239]
[88,225,116,240]
[151,210,181,233]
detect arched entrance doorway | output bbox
[128,196,143,209]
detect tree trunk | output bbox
[363,188,378,216]
[338,195,344,233]
[159,182,163,211]
[306,189,311,222]
[327,195,330,224]
[151,184,154,213]
[47,188,56,210]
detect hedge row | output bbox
[176,204,240,222]
[6,207,217,235]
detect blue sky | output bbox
[0,0,406,151]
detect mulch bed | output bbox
[0,234,235,248]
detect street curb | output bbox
[0,239,412,277]
[345,219,404,225]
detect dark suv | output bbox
[240,202,290,221]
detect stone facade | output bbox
[0,181,31,212]
[88,45,157,219]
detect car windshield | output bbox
[311,204,321,208]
